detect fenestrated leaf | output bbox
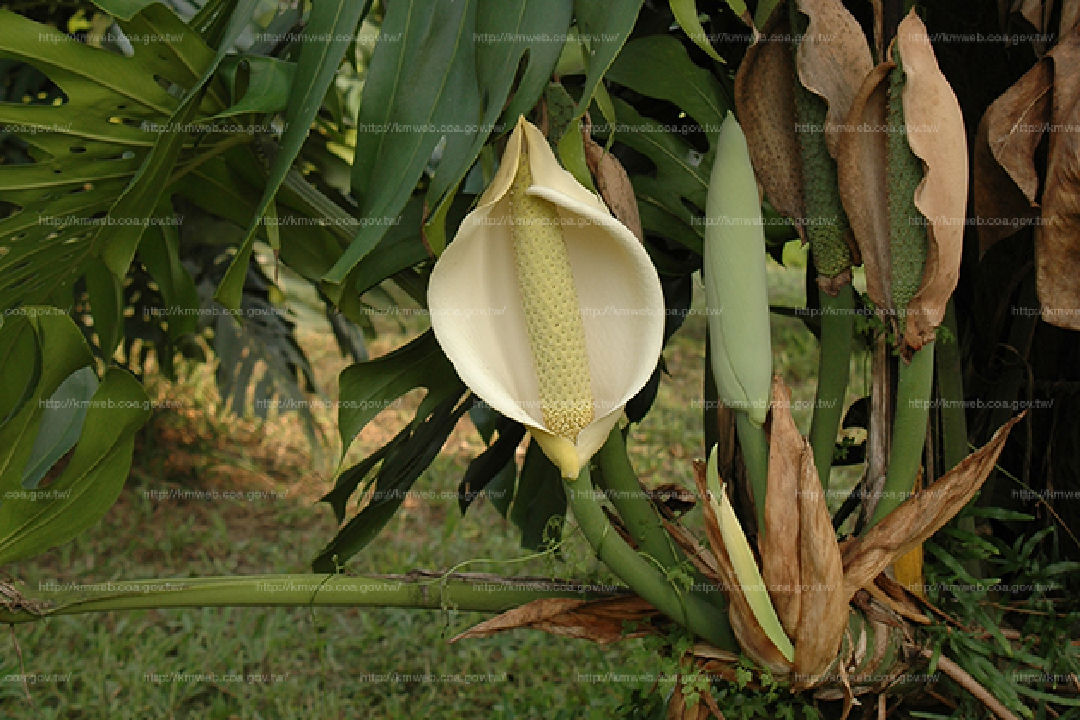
[0,310,94,493]
[83,257,122,357]
[337,331,462,452]
[206,56,296,121]
[137,217,199,340]
[350,197,429,296]
[0,5,233,312]
[0,367,149,566]
[312,393,469,571]
[604,99,708,238]
[21,366,98,490]
[217,0,372,308]
[321,426,406,522]
[98,0,261,279]
[0,314,41,426]
[510,441,567,551]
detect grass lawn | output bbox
[1,253,864,718]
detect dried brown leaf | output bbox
[761,377,802,636]
[795,0,875,157]
[973,111,1043,254]
[897,11,968,351]
[793,439,847,686]
[583,119,644,242]
[450,595,656,644]
[1037,32,1080,329]
[667,679,714,720]
[1013,0,1047,32]
[869,575,930,625]
[735,13,807,241]
[836,61,895,315]
[981,59,1051,209]
[1063,1,1080,36]
[842,415,1023,596]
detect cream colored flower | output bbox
[428,116,664,479]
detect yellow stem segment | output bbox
[510,149,594,442]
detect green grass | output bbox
[0,260,840,719]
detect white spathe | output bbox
[428,117,665,479]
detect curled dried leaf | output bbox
[450,595,656,644]
[836,61,895,317]
[1036,32,1080,329]
[734,12,807,241]
[762,377,803,636]
[842,415,1023,596]
[835,11,966,351]
[795,0,875,157]
[793,437,847,686]
[896,11,968,350]
[582,118,644,242]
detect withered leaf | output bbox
[735,12,807,241]
[896,11,968,351]
[835,11,967,351]
[667,678,715,720]
[975,58,1050,220]
[1036,31,1080,329]
[450,595,656,644]
[842,415,1023,596]
[761,376,803,636]
[1013,0,1049,33]
[975,29,1080,329]
[582,118,644,242]
[793,436,846,686]
[1063,2,1080,36]
[836,61,895,316]
[795,0,874,157]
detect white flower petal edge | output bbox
[428,117,665,478]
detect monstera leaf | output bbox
[0,310,149,565]
[0,4,239,312]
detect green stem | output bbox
[937,301,980,576]
[594,427,727,609]
[0,573,611,625]
[735,412,769,533]
[937,302,968,473]
[809,283,855,493]
[868,341,935,528]
[594,428,680,570]
[565,467,736,649]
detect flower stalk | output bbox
[0,573,615,625]
[564,465,737,649]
